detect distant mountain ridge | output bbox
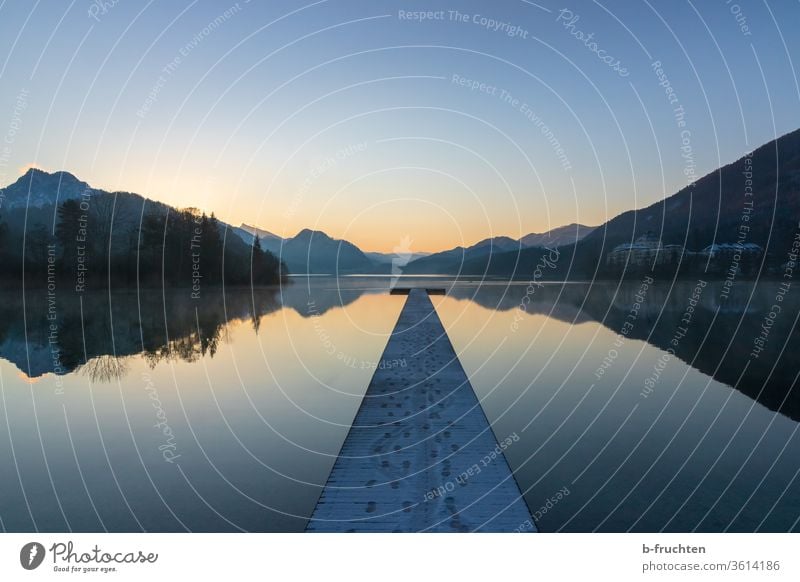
[267,228,374,274]
[0,169,597,276]
[230,218,595,274]
[238,223,282,242]
[521,223,596,247]
[0,168,94,209]
[0,169,284,288]
[402,226,595,274]
[402,236,519,274]
[457,128,800,279]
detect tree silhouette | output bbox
[56,199,82,272]
[4,194,285,289]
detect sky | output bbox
[0,0,798,252]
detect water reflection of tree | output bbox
[0,287,282,379]
[79,355,129,383]
[141,306,229,366]
[137,291,281,367]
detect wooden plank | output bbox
[306,289,535,532]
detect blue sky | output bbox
[1,0,798,251]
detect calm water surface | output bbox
[1,277,798,531]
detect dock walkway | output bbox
[306,289,535,532]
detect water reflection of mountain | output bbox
[2,280,798,421]
[278,282,380,317]
[0,288,282,379]
[451,281,800,421]
[0,281,381,380]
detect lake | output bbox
[1,277,798,532]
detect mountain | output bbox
[0,168,95,209]
[237,223,283,244]
[403,226,595,275]
[262,228,374,274]
[0,169,284,288]
[235,224,430,273]
[231,220,595,275]
[0,170,377,277]
[403,236,520,274]
[520,223,596,247]
[458,128,800,279]
[470,235,521,253]
[226,219,595,276]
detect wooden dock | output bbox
[306,289,536,532]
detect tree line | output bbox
[0,192,285,289]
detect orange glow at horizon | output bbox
[141,178,532,253]
[16,371,44,384]
[39,165,601,255]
